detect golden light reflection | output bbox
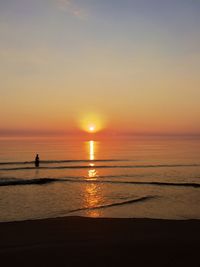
[87,140,98,180]
[82,140,102,217]
[88,169,97,178]
[84,183,102,217]
[89,140,95,161]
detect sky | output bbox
[0,0,200,136]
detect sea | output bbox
[0,136,200,222]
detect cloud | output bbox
[56,0,88,19]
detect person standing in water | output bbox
[35,154,40,167]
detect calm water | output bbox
[0,136,200,222]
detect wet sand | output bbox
[0,216,199,267]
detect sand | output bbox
[0,216,200,267]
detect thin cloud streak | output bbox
[56,0,88,19]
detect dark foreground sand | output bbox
[0,216,200,267]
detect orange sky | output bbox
[0,0,200,136]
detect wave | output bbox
[104,180,200,188]
[1,163,200,171]
[68,196,156,213]
[0,178,59,186]
[0,159,127,166]
[0,177,200,188]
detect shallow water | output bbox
[0,136,200,222]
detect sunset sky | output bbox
[0,0,200,136]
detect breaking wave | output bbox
[68,196,156,213]
[0,159,127,165]
[0,163,200,171]
[0,177,200,188]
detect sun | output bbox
[89,126,95,132]
[78,113,107,133]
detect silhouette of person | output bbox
[35,154,40,167]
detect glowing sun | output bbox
[78,113,106,133]
[89,126,95,132]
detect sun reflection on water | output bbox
[84,183,102,217]
[88,169,98,179]
[89,140,95,161]
[87,140,98,180]
[82,140,102,217]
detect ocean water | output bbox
[0,136,200,222]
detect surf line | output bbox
[68,196,156,213]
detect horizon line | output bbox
[0,131,200,139]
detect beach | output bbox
[0,216,200,267]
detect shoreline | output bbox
[0,216,200,266]
[1,215,200,224]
